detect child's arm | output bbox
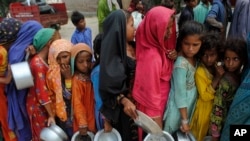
[0,65,12,84]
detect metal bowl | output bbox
[172,130,196,141]
[71,131,95,141]
[10,61,34,90]
[40,124,68,141]
[144,131,175,141]
[94,129,121,141]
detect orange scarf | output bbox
[0,46,7,76]
[46,39,73,121]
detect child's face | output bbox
[201,48,218,68]
[126,16,135,42]
[181,34,202,58]
[75,51,92,74]
[56,51,71,65]
[224,50,241,72]
[164,16,174,40]
[76,19,86,31]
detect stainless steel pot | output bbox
[172,130,196,141]
[71,131,95,141]
[10,53,34,90]
[94,129,121,141]
[40,124,68,141]
[144,131,175,141]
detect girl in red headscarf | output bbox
[132,6,177,140]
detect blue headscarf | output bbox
[220,33,250,141]
[6,20,42,141]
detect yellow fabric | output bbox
[46,39,73,121]
[0,46,7,76]
[190,64,216,141]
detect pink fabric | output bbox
[133,6,175,117]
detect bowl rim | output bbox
[94,128,122,141]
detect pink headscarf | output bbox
[133,6,175,116]
[46,39,73,121]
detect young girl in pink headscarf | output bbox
[132,6,177,140]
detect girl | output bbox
[190,33,223,141]
[91,33,104,131]
[46,39,73,139]
[163,21,205,134]
[6,20,42,141]
[71,43,96,138]
[220,33,250,141]
[27,28,60,141]
[0,46,17,141]
[99,9,137,141]
[210,38,247,141]
[132,6,176,140]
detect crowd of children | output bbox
[0,0,250,141]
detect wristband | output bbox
[181,119,189,124]
[117,94,125,104]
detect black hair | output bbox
[184,0,195,3]
[176,21,206,52]
[223,38,248,69]
[197,32,222,59]
[161,0,175,9]
[93,33,103,68]
[71,11,85,25]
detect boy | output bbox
[71,11,92,49]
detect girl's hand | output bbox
[47,116,55,126]
[121,98,138,120]
[180,123,190,133]
[167,49,177,60]
[79,127,88,135]
[60,64,71,79]
[215,63,225,78]
[104,119,113,132]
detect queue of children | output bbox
[0,0,250,141]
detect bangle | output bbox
[117,94,125,104]
[65,79,72,89]
[181,119,189,124]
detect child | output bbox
[190,33,223,141]
[178,0,197,29]
[0,46,17,141]
[193,0,211,24]
[210,38,247,141]
[27,28,60,141]
[205,0,232,39]
[46,39,73,139]
[71,11,92,49]
[163,21,205,134]
[91,33,104,131]
[71,43,96,138]
[131,0,144,29]
[99,9,137,141]
[132,6,176,141]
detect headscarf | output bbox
[46,39,73,121]
[0,18,22,45]
[71,43,92,75]
[8,20,43,64]
[33,28,55,52]
[0,46,7,76]
[6,20,42,140]
[99,9,127,122]
[133,6,175,111]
